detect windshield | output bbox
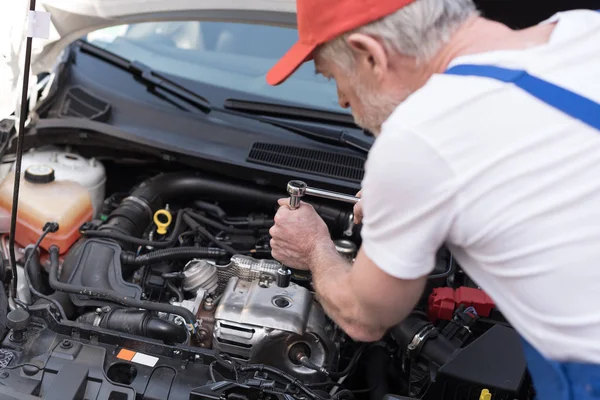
[84,21,347,114]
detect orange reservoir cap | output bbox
[0,165,94,254]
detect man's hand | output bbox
[269,198,333,270]
[353,190,363,224]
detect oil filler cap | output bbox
[24,165,55,184]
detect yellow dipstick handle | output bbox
[153,209,172,235]
[480,389,492,400]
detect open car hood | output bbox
[0,0,296,118]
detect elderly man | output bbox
[266,0,600,398]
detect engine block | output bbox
[213,276,338,382]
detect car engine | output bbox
[0,147,533,400]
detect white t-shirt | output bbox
[360,9,600,364]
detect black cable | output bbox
[2,362,43,372]
[182,214,238,256]
[237,364,328,400]
[214,354,329,400]
[19,223,67,320]
[428,254,455,280]
[328,343,368,380]
[81,209,187,248]
[166,280,183,302]
[47,245,197,330]
[9,0,38,301]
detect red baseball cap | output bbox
[266,0,417,86]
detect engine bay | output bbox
[0,145,531,400]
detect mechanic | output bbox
[265,0,600,398]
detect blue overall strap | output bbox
[444,64,600,131]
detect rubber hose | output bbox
[47,246,197,326]
[77,308,187,343]
[121,246,227,266]
[166,280,184,302]
[390,314,458,367]
[83,209,187,248]
[194,200,227,219]
[24,248,69,320]
[23,247,51,295]
[99,172,354,242]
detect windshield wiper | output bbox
[258,116,372,153]
[224,98,372,153]
[77,40,211,113]
[224,98,356,127]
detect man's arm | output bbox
[270,199,427,342]
[309,241,426,342]
[270,129,458,341]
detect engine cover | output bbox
[213,277,337,382]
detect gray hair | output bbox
[317,0,478,68]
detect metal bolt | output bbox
[0,371,8,379]
[60,340,72,349]
[203,297,215,311]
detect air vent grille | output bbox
[247,142,365,183]
[59,86,111,122]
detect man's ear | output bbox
[346,33,389,78]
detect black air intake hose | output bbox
[390,314,459,367]
[47,246,197,327]
[99,172,355,245]
[77,308,187,344]
[121,246,227,265]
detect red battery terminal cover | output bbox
[428,287,495,322]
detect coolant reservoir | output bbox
[18,149,106,214]
[0,165,93,254]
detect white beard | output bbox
[351,76,409,135]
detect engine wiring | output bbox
[211,353,353,400]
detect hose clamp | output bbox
[406,324,437,359]
[123,196,153,218]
